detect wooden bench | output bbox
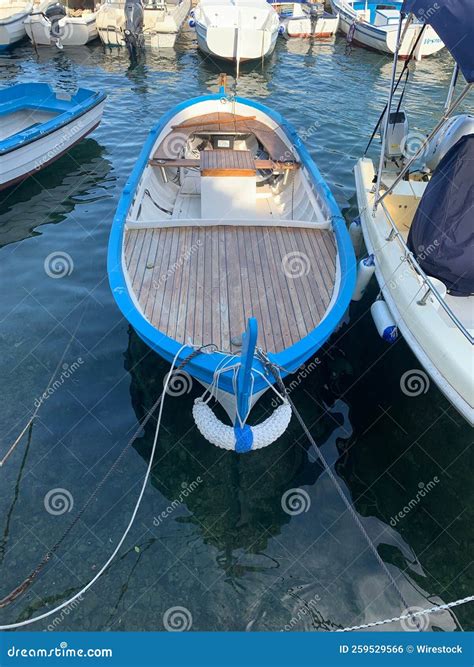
[200,149,256,177]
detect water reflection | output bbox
[0,139,111,247]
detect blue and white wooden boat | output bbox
[329,0,444,58]
[108,82,356,452]
[0,0,32,48]
[0,83,106,190]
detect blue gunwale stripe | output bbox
[107,93,356,398]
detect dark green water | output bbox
[0,31,472,633]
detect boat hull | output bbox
[0,5,32,47]
[24,11,98,46]
[354,157,474,425]
[281,12,339,39]
[96,0,190,48]
[330,0,444,58]
[195,21,278,60]
[0,84,106,189]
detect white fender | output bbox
[192,398,292,451]
[352,255,375,301]
[371,300,398,343]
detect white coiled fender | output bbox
[192,398,292,451]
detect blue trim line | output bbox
[0,83,106,156]
[107,92,356,402]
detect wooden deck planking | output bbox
[124,225,336,353]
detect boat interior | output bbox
[380,173,473,332]
[123,112,338,354]
[0,108,59,142]
[349,1,402,24]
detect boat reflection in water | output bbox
[0,139,110,247]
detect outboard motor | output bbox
[123,0,144,56]
[44,2,67,48]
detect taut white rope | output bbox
[337,595,474,632]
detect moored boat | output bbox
[271,0,339,39]
[0,0,32,48]
[192,0,279,62]
[24,0,98,47]
[96,0,191,49]
[0,83,106,189]
[329,0,444,59]
[108,79,356,452]
[354,0,474,424]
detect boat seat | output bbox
[200,149,256,177]
[148,155,299,171]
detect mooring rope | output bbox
[337,595,474,632]
[0,344,201,629]
[256,349,423,631]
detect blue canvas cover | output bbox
[407,133,474,296]
[402,0,474,83]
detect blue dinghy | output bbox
[108,83,356,452]
[0,83,106,189]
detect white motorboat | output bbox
[329,0,444,59]
[24,0,98,47]
[96,0,190,49]
[271,1,339,39]
[192,0,279,62]
[353,0,474,424]
[0,0,32,48]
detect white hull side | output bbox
[97,0,190,48]
[196,21,278,60]
[282,13,338,39]
[330,0,444,58]
[25,11,98,46]
[0,6,31,46]
[354,158,474,425]
[1,100,105,188]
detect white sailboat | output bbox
[192,0,279,62]
[329,0,444,59]
[0,0,32,48]
[24,0,98,47]
[353,0,474,424]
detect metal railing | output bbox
[379,199,473,345]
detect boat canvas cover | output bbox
[407,133,474,296]
[402,0,474,82]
